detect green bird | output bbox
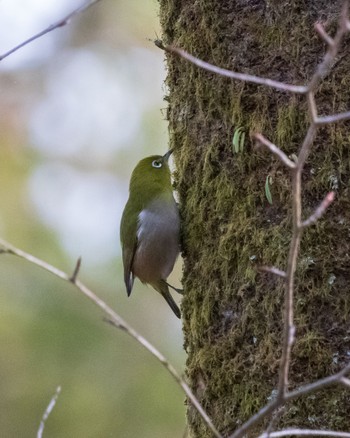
[120,150,182,318]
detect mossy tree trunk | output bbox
[159,1,350,437]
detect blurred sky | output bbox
[0,1,185,437]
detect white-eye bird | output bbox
[120,150,182,318]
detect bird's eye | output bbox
[152,160,162,168]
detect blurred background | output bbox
[0,0,185,436]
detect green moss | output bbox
[160,0,350,436]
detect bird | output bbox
[120,149,182,318]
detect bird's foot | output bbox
[165,281,184,295]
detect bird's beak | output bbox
[162,149,174,162]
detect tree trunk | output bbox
[160,0,350,436]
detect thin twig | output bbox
[307,92,318,123]
[286,362,350,400]
[155,41,307,94]
[277,125,317,398]
[104,319,220,437]
[301,192,335,228]
[316,110,350,125]
[258,266,287,279]
[307,1,350,91]
[227,3,349,437]
[228,357,350,438]
[229,398,280,438]
[155,2,349,100]
[37,386,61,438]
[69,257,82,283]
[0,238,222,438]
[0,0,103,62]
[263,407,285,438]
[340,377,350,388]
[259,429,350,438]
[314,22,335,46]
[254,134,296,169]
[272,5,350,399]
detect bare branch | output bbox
[228,362,350,438]
[307,92,318,123]
[229,3,348,435]
[155,1,349,99]
[286,362,350,400]
[155,41,307,94]
[316,110,350,125]
[105,319,221,437]
[228,398,281,438]
[340,377,350,388]
[0,0,103,62]
[277,320,296,398]
[307,1,350,91]
[297,124,318,177]
[0,238,222,438]
[254,134,296,169]
[314,22,334,47]
[263,407,285,438]
[258,266,287,279]
[301,192,335,228]
[259,429,350,438]
[37,386,61,438]
[275,126,318,401]
[275,126,320,404]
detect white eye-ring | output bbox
[152,160,162,168]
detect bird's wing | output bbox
[120,203,138,296]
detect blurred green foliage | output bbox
[0,1,185,436]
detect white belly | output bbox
[133,204,180,283]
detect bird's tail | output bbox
[153,280,181,319]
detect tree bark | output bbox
[159,0,350,436]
